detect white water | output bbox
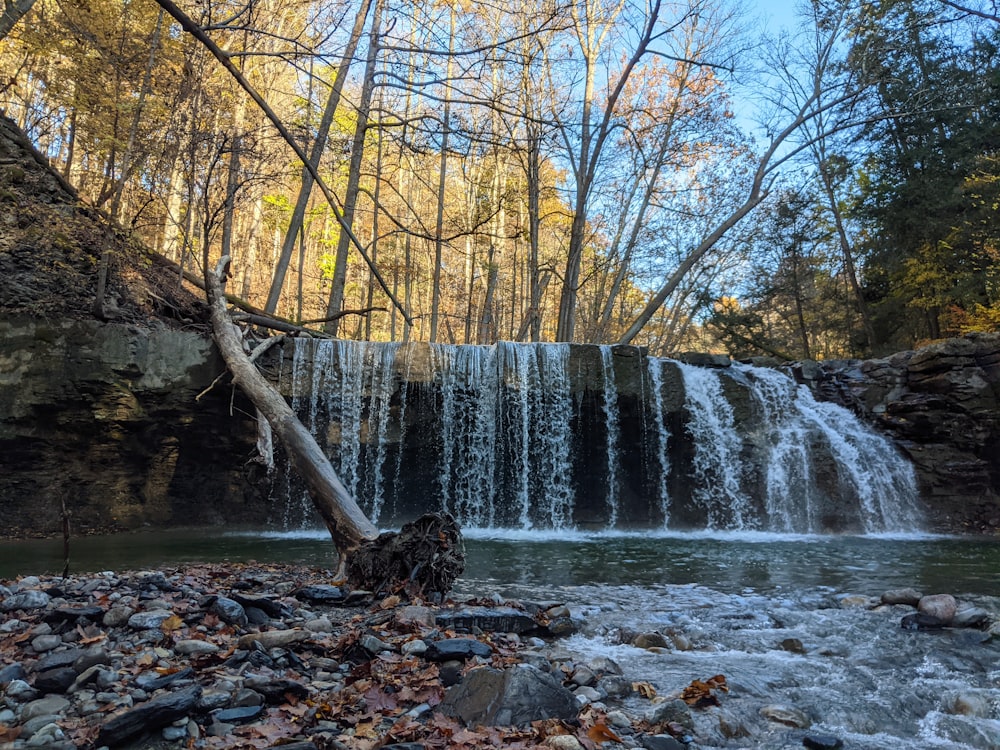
[282,341,922,535]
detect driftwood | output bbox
[205,257,379,565]
[205,257,464,596]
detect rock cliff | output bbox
[795,333,1000,532]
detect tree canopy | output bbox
[1,0,997,356]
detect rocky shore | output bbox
[2,564,997,750]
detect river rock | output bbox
[438,664,578,726]
[229,593,289,619]
[34,648,83,673]
[293,585,346,604]
[4,679,37,700]
[546,735,585,750]
[0,663,27,684]
[424,638,492,661]
[30,634,62,652]
[175,639,221,656]
[647,699,694,730]
[641,735,685,750]
[435,606,537,635]
[136,666,194,691]
[760,704,811,728]
[33,667,77,694]
[2,590,51,611]
[97,684,202,747]
[45,605,106,625]
[803,734,844,749]
[237,629,310,649]
[103,605,135,627]
[633,632,669,649]
[943,691,992,717]
[127,610,174,630]
[881,588,922,606]
[901,612,946,631]
[951,602,990,629]
[214,705,264,723]
[20,695,70,721]
[209,596,248,627]
[918,594,957,623]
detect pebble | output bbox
[918,594,958,623]
[2,590,51,611]
[175,639,221,655]
[30,634,63,652]
[760,704,811,728]
[127,610,174,630]
[546,735,584,750]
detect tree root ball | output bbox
[346,513,465,601]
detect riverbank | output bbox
[0,562,716,750]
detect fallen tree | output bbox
[205,257,463,597]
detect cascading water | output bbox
[279,341,922,534]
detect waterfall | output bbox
[279,341,923,534]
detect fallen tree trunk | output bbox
[205,257,464,596]
[205,257,379,563]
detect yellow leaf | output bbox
[160,614,185,633]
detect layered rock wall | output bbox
[796,333,1000,531]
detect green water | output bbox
[3,528,999,598]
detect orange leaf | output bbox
[633,681,657,699]
[161,614,185,632]
[587,723,623,743]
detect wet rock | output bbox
[641,735,685,750]
[214,705,264,723]
[646,699,694,730]
[760,704,811,728]
[951,602,990,629]
[33,667,77,694]
[127,610,174,630]
[802,734,844,749]
[943,691,992,717]
[881,588,922,606]
[435,606,537,635]
[633,632,669,649]
[569,666,596,687]
[918,594,957,623]
[835,594,876,609]
[439,664,578,726]
[780,637,805,653]
[424,638,492,662]
[209,596,248,627]
[543,617,576,637]
[360,634,395,654]
[717,708,751,738]
[596,675,632,699]
[3,590,52,611]
[293,585,346,604]
[901,612,946,631]
[97,684,202,747]
[229,593,289,619]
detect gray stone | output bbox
[127,611,174,630]
[97,685,202,747]
[103,605,135,627]
[25,721,65,745]
[209,597,247,627]
[33,667,77,694]
[641,735,685,750]
[197,690,233,711]
[162,725,188,740]
[0,663,27,684]
[242,676,309,704]
[136,667,194,691]
[918,594,958,623]
[174,639,221,656]
[293,585,345,604]
[236,629,309,649]
[5,678,38,700]
[803,734,844,749]
[951,603,990,629]
[901,612,946,631]
[214,705,264,723]
[424,638,492,662]
[881,588,922,606]
[304,617,334,633]
[21,696,70,721]
[438,664,578,727]
[2,591,51,611]
[646,699,693,730]
[34,648,83,673]
[30,634,63,652]
[435,607,538,635]
[546,736,584,750]
[760,704,811,728]
[360,634,394,654]
[401,639,428,656]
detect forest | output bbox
[0,0,997,359]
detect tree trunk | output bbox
[206,257,379,561]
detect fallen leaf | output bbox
[160,614,185,632]
[587,723,622,743]
[633,681,657,699]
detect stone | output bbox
[951,603,991,629]
[293,585,346,604]
[127,610,174,630]
[780,637,805,653]
[4,679,37,700]
[435,607,538,635]
[836,594,876,609]
[901,612,946,631]
[237,629,310,649]
[760,704,811,728]
[646,699,693,730]
[44,605,105,624]
[438,664,578,726]
[242,676,309,704]
[570,666,596,687]
[401,639,428,656]
[97,685,202,747]
[25,721,65,745]
[596,675,632,699]
[103,605,135,627]
[174,639,221,656]
[210,596,248,627]
[162,725,188,740]
[21,696,70,721]
[32,667,77,694]
[229,594,289,619]
[632,632,669,649]
[0,663,27,684]
[881,588,922,606]
[802,734,844,749]
[918,594,957,623]
[305,617,334,633]
[641,735,685,750]
[395,605,435,628]
[30,634,62,652]
[136,666,195,691]
[944,691,992,717]
[546,735,584,750]
[33,648,83,673]
[424,638,493,662]
[2,591,51,611]
[360,634,394,654]
[73,646,111,673]
[214,705,264,723]
[543,617,576,637]
[573,685,601,704]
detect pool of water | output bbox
[3,528,999,749]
